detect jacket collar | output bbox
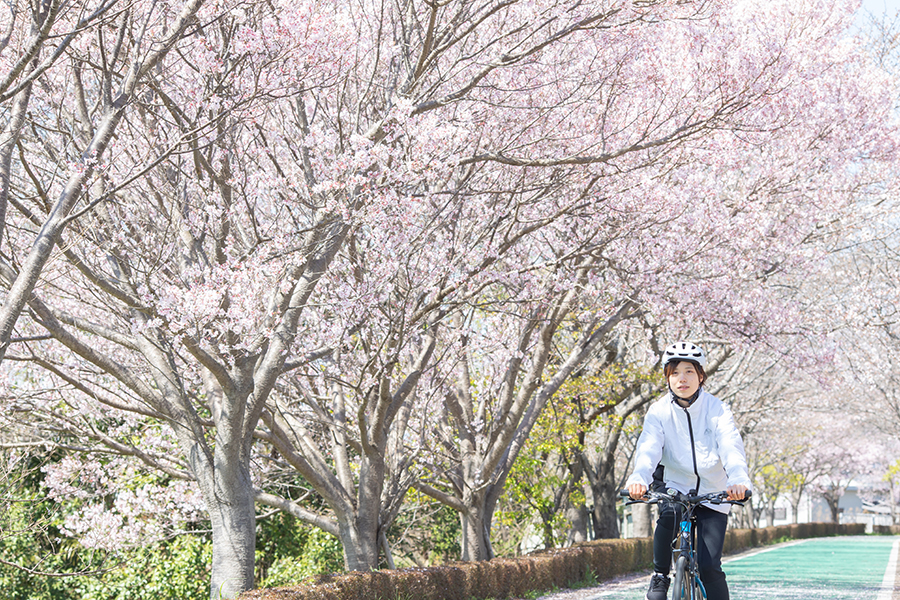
[670,387,705,410]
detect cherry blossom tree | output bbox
[3,0,750,591]
[0,0,207,363]
[809,432,879,522]
[406,0,900,556]
[1,1,899,598]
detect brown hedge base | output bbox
[874,525,900,535]
[240,523,865,600]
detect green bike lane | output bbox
[581,535,899,600]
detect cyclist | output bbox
[625,342,751,600]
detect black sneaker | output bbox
[646,573,670,600]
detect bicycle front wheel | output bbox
[692,573,706,600]
[671,556,689,600]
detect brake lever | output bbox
[624,498,659,506]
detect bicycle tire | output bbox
[671,556,689,600]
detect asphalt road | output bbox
[569,535,900,600]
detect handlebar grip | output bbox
[619,489,632,498]
[742,490,752,500]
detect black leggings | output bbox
[653,503,729,600]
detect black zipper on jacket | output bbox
[682,406,701,494]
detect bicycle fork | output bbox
[676,519,707,600]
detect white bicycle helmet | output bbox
[661,341,707,368]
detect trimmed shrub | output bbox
[240,523,866,600]
[874,525,900,535]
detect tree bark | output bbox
[889,480,897,526]
[589,471,621,539]
[340,453,384,571]
[206,461,257,599]
[565,502,589,545]
[632,503,653,538]
[584,422,626,540]
[337,521,380,571]
[460,502,493,561]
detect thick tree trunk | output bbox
[822,486,842,523]
[585,433,621,540]
[208,485,256,600]
[565,502,589,545]
[765,498,776,527]
[337,520,380,571]
[590,474,620,539]
[330,449,385,571]
[460,508,493,561]
[458,485,493,561]
[632,502,653,538]
[828,500,840,523]
[186,373,259,600]
[196,434,257,600]
[889,481,898,526]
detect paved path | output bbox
[546,536,900,600]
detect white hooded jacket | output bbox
[625,388,752,514]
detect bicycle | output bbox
[620,488,751,600]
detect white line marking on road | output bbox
[584,539,815,598]
[875,538,899,600]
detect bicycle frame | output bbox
[620,489,750,600]
[673,499,706,600]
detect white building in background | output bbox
[764,484,896,532]
[767,492,831,526]
[837,484,895,532]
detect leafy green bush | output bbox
[261,528,344,588]
[75,535,211,600]
[428,503,462,562]
[0,475,91,600]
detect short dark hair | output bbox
[663,360,706,385]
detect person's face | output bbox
[668,361,701,399]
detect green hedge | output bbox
[239,523,866,600]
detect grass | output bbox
[771,535,792,545]
[516,568,599,600]
[570,568,599,589]
[523,587,555,600]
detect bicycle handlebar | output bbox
[619,488,751,505]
